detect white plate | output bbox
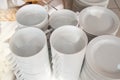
[84,61,108,80]
[86,35,120,79]
[79,6,120,36]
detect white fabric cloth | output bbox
[0,21,17,42]
[0,43,15,80]
[0,0,8,9]
[0,21,17,80]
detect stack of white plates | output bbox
[8,27,51,80]
[72,0,109,11]
[79,6,120,41]
[80,35,120,80]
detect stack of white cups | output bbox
[72,0,109,11]
[50,25,88,80]
[9,27,51,80]
[80,35,120,80]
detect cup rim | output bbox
[9,27,47,58]
[16,4,48,27]
[50,25,88,55]
[49,9,78,29]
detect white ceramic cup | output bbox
[50,25,88,80]
[16,4,49,31]
[9,27,51,75]
[49,9,78,29]
[79,6,120,41]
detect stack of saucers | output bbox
[80,35,120,80]
[72,0,109,11]
[8,27,51,80]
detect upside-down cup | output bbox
[50,25,88,80]
[9,27,51,77]
[16,4,49,31]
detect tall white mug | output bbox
[50,25,88,80]
[9,27,51,78]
